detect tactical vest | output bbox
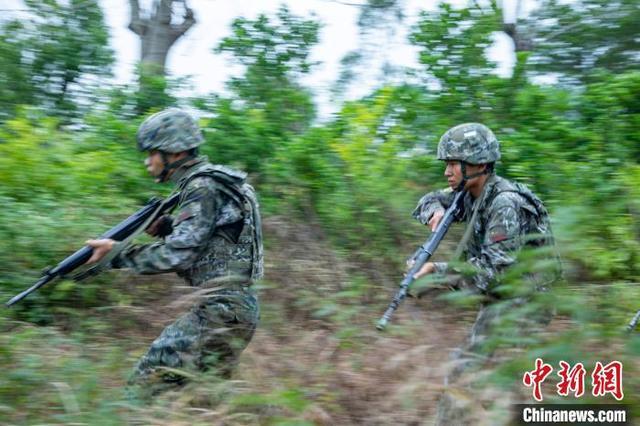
[177,163,264,287]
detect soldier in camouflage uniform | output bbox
[411,123,559,425]
[86,108,262,396]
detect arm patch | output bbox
[490,232,508,243]
[174,209,194,225]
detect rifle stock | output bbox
[376,190,466,330]
[5,193,180,307]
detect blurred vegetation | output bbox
[524,0,640,84]
[0,0,113,123]
[0,0,639,424]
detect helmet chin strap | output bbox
[157,152,197,183]
[456,162,491,192]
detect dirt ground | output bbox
[110,216,484,425]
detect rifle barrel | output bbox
[6,275,53,307]
[626,309,640,333]
[376,190,466,330]
[5,193,181,307]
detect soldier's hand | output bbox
[413,262,435,280]
[428,210,445,232]
[145,215,173,237]
[85,239,116,264]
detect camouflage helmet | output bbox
[136,108,204,153]
[437,123,500,164]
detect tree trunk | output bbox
[128,0,196,75]
[128,0,195,112]
[501,0,532,115]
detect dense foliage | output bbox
[1,0,639,423]
[0,0,113,122]
[524,0,640,83]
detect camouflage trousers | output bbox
[434,297,552,426]
[128,287,258,396]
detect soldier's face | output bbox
[444,161,463,189]
[145,150,165,179]
[444,161,486,190]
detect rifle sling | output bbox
[452,175,493,261]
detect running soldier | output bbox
[86,108,262,397]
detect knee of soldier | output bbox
[139,340,187,372]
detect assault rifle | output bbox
[5,194,180,307]
[376,190,467,330]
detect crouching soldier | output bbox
[412,123,560,424]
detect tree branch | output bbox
[316,0,372,7]
[128,0,145,35]
[503,23,533,52]
[156,0,172,25]
[171,1,196,41]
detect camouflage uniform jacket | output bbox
[112,156,263,287]
[413,174,557,294]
